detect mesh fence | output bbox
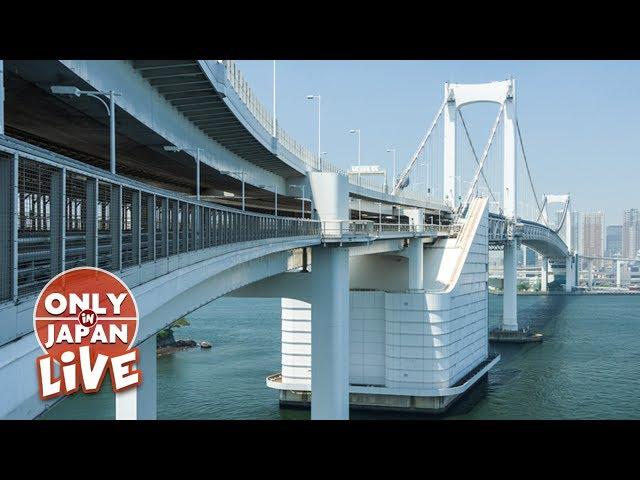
[2,143,322,303]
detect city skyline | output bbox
[237,60,639,224]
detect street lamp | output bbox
[259,184,278,217]
[386,147,396,191]
[288,184,307,218]
[306,94,321,160]
[51,86,121,175]
[163,146,203,201]
[272,60,277,137]
[349,129,361,186]
[220,170,246,211]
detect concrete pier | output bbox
[115,336,157,420]
[502,240,518,331]
[311,245,350,420]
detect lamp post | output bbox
[349,129,361,185]
[387,147,396,190]
[306,94,321,159]
[163,146,203,201]
[259,184,278,217]
[272,60,277,137]
[289,184,307,218]
[220,170,246,211]
[51,86,121,175]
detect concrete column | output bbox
[565,255,575,292]
[540,256,548,292]
[115,335,157,420]
[502,240,518,331]
[408,239,424,291]
[311,245,350,420]
[308,172,349,235]
[443,86,456,207]
[503,81,517,220]
[616,260,622,288]
[587,259,593,289]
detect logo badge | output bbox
[34,267,142,400]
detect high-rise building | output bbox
[622,209,640,259]
[606,225,622,257]
[583,212,604,266]
[572,211,582,255]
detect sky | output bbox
[236,60,640,225]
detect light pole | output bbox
[387,147,396,191]
[259,184,278,217]
[51,86,121,175]
[289,184,307,218]
[272,60,277,137]
[220,170,246,211]
[306,94,321,160]
[349,129,361,185]
[163,146,203,201]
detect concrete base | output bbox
[279,389,461,414]
[489,328,543,343]
[274,355,498,415]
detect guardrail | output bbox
[220,60,428,202]
[0,135,321,303]
[321,220,458,240]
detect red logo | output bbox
[34,267,142,400]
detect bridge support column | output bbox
[587,258,593,289]
[405,209,425,291]
[540,257,548,292]
[308,172,349,235]
[115,335,156,420]
[616,260,622,288]
[565,255,575,292]
[311,245,349,420]
[408,239,424,291]
[502,240,518,331]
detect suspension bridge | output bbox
[0,61,576,420]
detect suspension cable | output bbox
[458,110,497,203]
[392,98,447,195]
[515,119,544,220]
[458,102,505,217]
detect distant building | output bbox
[606,225,622,257]
[583,212,604,266]
[622,209,640,259]
[572,211,582,254]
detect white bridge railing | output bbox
[0,135,321,303]
[321,220,458,240]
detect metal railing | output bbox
[0,135,320,303]
[220,61,429,203]
[321,219,458,240]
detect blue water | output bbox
[41,294,640,420]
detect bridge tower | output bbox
[443,79,519,330]
[541,194,575,292]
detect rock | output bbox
[174,339,197,348]
[199,341,212,349]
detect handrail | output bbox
[0,135,321,302]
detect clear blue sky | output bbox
[237,60,640,225]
